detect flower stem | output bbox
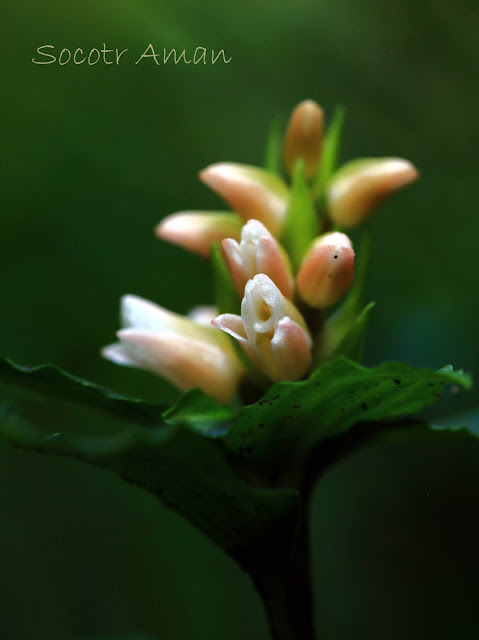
[252,495,316,640]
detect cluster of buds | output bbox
[103,100,418,404]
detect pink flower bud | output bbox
[222,219,293,299]
[155,211,242,258]
[283,100,324,179]
[199,163,290,236]
[212,275,311,382]
[102,295,243,403]
[327,158,419,227]
[297,232,355,308]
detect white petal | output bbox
[187,305,218,326]
[120,294,232,351]
[115,329,243,404]
[101,342,137,367]
[211,313,248,342]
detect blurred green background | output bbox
[1,0,479,638]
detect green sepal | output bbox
[210,241,241,315]
[263,115,284,176]
[322,301,376,363]
[313,105,346,200]
[280,160,319,272]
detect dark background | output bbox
[1,1,479,638]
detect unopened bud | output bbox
[283,100,324,179]
[327,158,419,227]
[155,211,242,258]
[199,163,290,236]
[297,232,355,308]
[212,274,311,382]
[222,219,293,299]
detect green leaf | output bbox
[433,406,479,436]
[280,161,319,272]
[0,356,297,568]
[263,115,284,176]
[210,241,241,315]
[313,105,346,199]
[162,388,235,437]
[0,357,167,425]
[225,357,472,477]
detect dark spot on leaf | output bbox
[361,403,368,411]
[349,390,355,394]
[258,423,265,428]
[293,404,301,409]
[394,379,401,385]
[271,395,280,401]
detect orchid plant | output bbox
[0,100,474,640]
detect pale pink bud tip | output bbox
[327,158,419,227]
[283,100,324,179]
[213,275,311,382]
[155,211,242,258]
[297,232,355,308]
[222,219,293,299]
[199,163,290,236]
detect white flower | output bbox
[102,295,243,403]
[212,274,312,382]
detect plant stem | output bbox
[252,495,315,640]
